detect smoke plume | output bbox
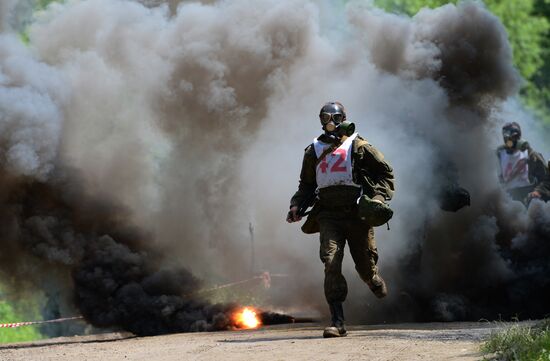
[0,0,549,336]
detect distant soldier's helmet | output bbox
[502,122,521,144]
[319,102,346,132]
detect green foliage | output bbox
[35,0,63,11]
[374,0,455,13]
[375,0,550,125]
[19,31,30,45]
[18,0,64,44]
[482,320,550,361]
[0,296,43,344]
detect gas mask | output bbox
[502,123,521,152]
[320,112,355,138]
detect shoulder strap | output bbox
[315,144,336,167]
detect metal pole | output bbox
[249,222,255,277]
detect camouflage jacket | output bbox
[290,134,395,208]
[496,141,549,197]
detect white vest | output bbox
[313,133,360,189]
[498,148,531,189]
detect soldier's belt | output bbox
[318,185,361,207]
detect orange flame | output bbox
[232,307,261,329]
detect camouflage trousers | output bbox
[319,217,379,303]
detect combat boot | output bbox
[323,302,347,338]
[367,274,387,298]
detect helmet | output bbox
[319,102,346,130]
[319,101,355,137]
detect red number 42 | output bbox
[319,149,347,173]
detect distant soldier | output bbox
[287,102,394,338]
[497,122,549,203]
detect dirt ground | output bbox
[0,321,516,361]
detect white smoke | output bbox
[0,1,17,32]
[0,34,67,179]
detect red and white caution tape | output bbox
[187,271,289,296]
[0,316,83,329]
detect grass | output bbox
[0,284,46,344]
[482,319,550,361]
[0,299,44,344]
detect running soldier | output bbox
[287,102,395,338]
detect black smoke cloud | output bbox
[2,166,296,335]
[0,169,240,335]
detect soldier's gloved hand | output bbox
[286,206,302,223]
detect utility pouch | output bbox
[301,202,321,234]
[357,195,393,227]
